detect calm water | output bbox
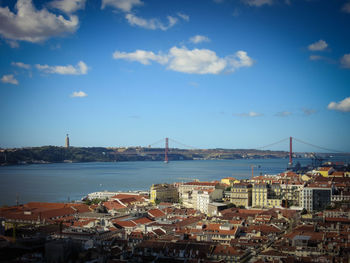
[0,158,322,206]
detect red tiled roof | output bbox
[112,194,145,202]
[212,244,243,256]
[247,224,281,234]
[153,228,166,236]
[238,209,264,215]
[325,217,350,223]
[132,217,153,225]
[113,220,137,228]
[148,208,166,218]
[103,201,126,211]
[129,231,143,239]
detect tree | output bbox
[227,203,236,208]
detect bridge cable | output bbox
[255,137,290,150]
[168,138,198,150]
[293,137,346,153]
[148,138,165,147]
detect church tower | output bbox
[65,134,70,148]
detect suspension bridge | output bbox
[146,137,348,164]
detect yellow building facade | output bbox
[150,184,178,204]
[221,177,240,186]
[230,183,252,207]
[252,183,282,208]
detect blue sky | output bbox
[0,0,349,152]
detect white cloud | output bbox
[308,40,328,51]
[1,74,18,85]
[36,61,88,75]
[226,50,254,69]
[168,47,227,74]
[125,13,180,31]
[275,111,292,117]
[233,111,263,117]
[113,46,254,74]
[242,0,273,7]
[342,2,350,13]
[11,61,31,69]
[189,35,210,44]
[340,54,350,68]
[0,0,79,43]
[71,91,88,97]
[101,0,143,12]
[113,50,169,65]
[328,97,350,112]
[48,0,86,14]
[177,12,189,21]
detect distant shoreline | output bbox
[1,145,347,167]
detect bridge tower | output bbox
[164,137,169,163]
[65,134,70,148]
[289,136,293,166]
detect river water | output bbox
[0,158,338,206]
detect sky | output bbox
[0,0,349,152]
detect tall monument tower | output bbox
[65,134,70,148]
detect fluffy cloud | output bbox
[36,61,88,75]
[189,35,210,44]
[242,0,273,7]
[71,91,87,97]
[113,50,168,65]
[101,0,143,12]
[125,13,187,31]
[275,111,292,117]
[308,40,328,51]
[0,0,79,43]
[113,46,254,75]
[328,97,350,112]
[168,47,227,74]
[11,61,31,69]
[48,0,86,14]
[1,74,18,85]
[233,111,263,117]
[342,2,350,13]
[340,54,350,68]
[101,0,188,31]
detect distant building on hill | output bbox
[65,134,70,148]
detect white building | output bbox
[300,182,332,211]
[87,191,120,200]
[196,189,224,214]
